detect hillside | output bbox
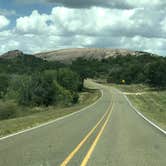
[0,48,157,63]
[0,50,24,59]
[34,48,156,63]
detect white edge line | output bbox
[0,89,103,141]
[113,87,166,135]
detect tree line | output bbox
[70,53,166,88]
[0,52,166,120]
[0,55,82,112]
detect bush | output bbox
[19,73,56,106]
[0,101,17,120]
[144,60,166,87]
[17,72,80,107]
[53,80,73,105]
[57,68,81,92]
[0,74,9,98]
[72,92,79,104]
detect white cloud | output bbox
[161,17,166,33]
[0,6,166,56]
[16,7,163,38]
[50,7,133,35]
[0,15,10,29]
[16,10,50,34]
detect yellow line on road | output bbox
[80,102,114,166]
[60,96,113,166]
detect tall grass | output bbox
[0,101,17,120]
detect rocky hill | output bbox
[0,50,24,59]
[34,48,155,63]
[0,48,156,63]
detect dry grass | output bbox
[112,84,166,130]
[0,88,101,137]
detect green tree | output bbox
[0,74,9,98]
[57,68,81,92]
[144,60,166,87]
[71,58,94,89]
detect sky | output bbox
[0,0,166,56]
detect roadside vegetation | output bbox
[0,87,100,137]
[0,54,101,136]
[112,84,166,130]
[0,52,166,135]
[71,53,166,88]
[70,54,166,130]
[0,55,83,121]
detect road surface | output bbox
[0,81,165,166]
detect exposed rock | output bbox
[0,48,156,62]
[34,48,156,63]
[0,50,24,59]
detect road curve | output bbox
[0,81,165,166]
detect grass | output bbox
[0,82,101,137]
[112,84,153,93]
[111,84,166,130]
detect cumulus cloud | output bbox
[15,7,166,39]
[1,5,166,55]
[47,0,166,9]
[16,10,50,34]
[0,15,10,29]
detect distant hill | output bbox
[0,48,157,63]
[0,50,24,59]
[34,48,156,63]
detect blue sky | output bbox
[0,0,166,56]
[0,0,52,27]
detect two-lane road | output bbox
[0,81,165,166]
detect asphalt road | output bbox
[0,81,165,166]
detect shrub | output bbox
[53,80,73,105]
[72,92,79,104]
[0,101,17,120]
[19,73,56,106]
[0,74,9,98]
[57,68,81,92]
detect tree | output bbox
[144,60,166,87]
[0,74,9,98]
[71,58,95,89]
[57,68,81,92]
[18,71,79,106]
[18,73,56,106]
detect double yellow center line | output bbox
[60,95,114,166]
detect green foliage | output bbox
[0,54,82,110]
[18,70,80,106]
[144,60,166,87]
[71,92,79,104]
[57,68,81,92]
[43,70,58,81]
[0,74,9,98]
[0,55,65,75]
[71,58,95,79]
[0,101,17,120]
[53,80,73,105]
[70,54,166,87]
[5,75,29,100]
[19,73,55,106]
[71,58,98,89]
[1,52,165,120]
